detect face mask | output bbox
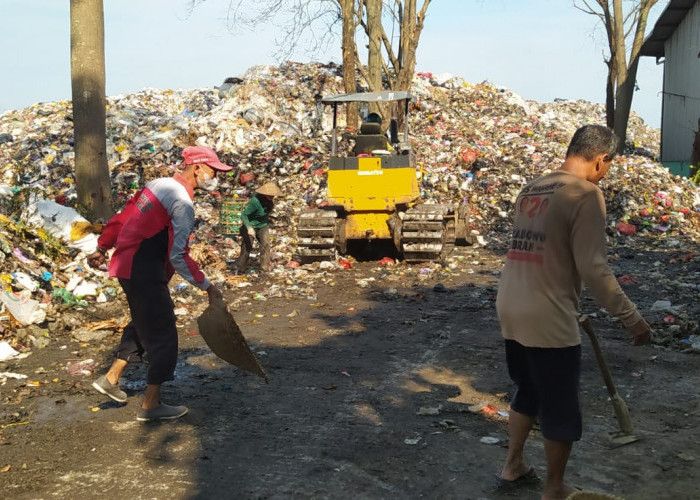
[196,170,218,191]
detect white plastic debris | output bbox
[480,436,501,445]
[12,272,39,292]
[65,276,83,292]
[72,281,99,298]
[0,371,28,384]
[0,341,19,361]
[319,261,337,270]
[417,405,442,416]
[0,291,46,325]
[22,198,98,253]
[404,436,422,445]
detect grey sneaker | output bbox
[136,403,188,422]
[92,375,127,403]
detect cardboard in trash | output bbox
[197,300,268,382]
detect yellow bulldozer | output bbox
[296,91,471,263]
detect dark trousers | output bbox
[116,321,144,363]
[117,278,178,385]
[237,225,270,271]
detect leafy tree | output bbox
[70,0,113,219]
[575,0,659,152]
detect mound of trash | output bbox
[0,61,697,345]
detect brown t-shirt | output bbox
[496,170,642,348]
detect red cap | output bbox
[182,146,233,172]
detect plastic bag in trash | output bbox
[0,341,19,361]
[22,199,99,253]
[197,300,268,382]
[0,291,46,325]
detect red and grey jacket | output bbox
[97,173,210,290]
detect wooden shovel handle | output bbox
[580,315,635,435]
[579,315,618,399]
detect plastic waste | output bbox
[66,359,96,376]
[22,198,99,253]
[0,341,19,361]
[52,288,88,307]
[0,372,28,383]
[617,222,637,236]
[72,282,98,298]
[0,291,47,325]
[12,272,39,292]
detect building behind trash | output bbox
[641,0,700,177]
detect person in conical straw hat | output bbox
[236,182,282,273]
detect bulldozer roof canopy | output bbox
[321,91,415,104]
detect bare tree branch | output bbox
[573,0,604,21]
[196,0,432,94]
[575,0,659,151]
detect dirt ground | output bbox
[1,241,700,500]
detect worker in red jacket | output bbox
[87,145,232,422]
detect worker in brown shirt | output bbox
[495,125,651,500]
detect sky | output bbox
[0,0,667,128]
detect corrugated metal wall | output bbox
[661,1,700,162]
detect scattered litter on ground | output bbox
[479,436,501,445]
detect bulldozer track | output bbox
[400,204,454,263]
[296,209,338,262]
[441,219,456,262]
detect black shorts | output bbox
[505,339,582,442]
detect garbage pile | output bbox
[0,61,698,349]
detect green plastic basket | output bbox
[219,200,245,237]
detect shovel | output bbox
[579,315,639,447]
[197,299,269,383]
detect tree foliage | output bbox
[575,0,659,152]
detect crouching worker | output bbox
[87,145,232,422]
[236,182,282,273]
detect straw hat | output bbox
[256,182,282,197]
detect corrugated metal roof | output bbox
[640,0,698,57]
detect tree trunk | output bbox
[613,55,640,152]
[340,0,358,129]
[366,0,383,92]
[692,119,700,167]
[395,0,427,91]
[70,0,112,220]
[612,0,627,85]
[608,0,657,153]
[605,58,616,129]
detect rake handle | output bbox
[580,316,617,396]
[579,315,634,435]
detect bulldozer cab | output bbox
[323,91,413,158]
